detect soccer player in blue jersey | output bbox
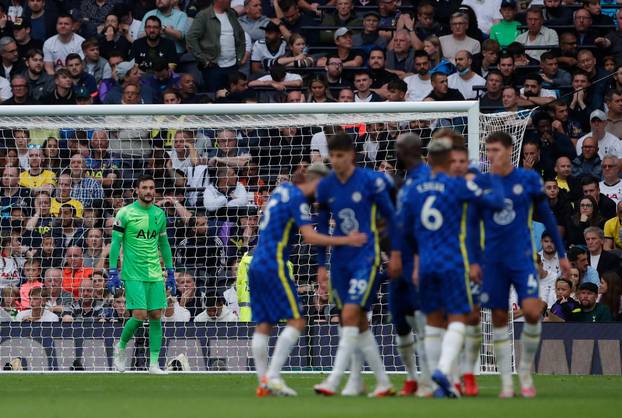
[403,138,505,398]
[388,132,434,397]
[250,162,367,397]
[313,133,397,397]
[480,132,570,398]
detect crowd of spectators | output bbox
[0,0,621,326]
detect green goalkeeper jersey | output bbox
[113,202,169,282]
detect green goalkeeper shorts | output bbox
[124,281,167,311]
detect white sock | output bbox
[438,322,466,375]
[251,332,269,383]
[519,322,541,388]
[493,326,513,391]
[413,312,432,385]
[327,326,359,387]
[463,324,481,375]
[359,330,390,387]
[424,325,443,373]
[266,326,300,380]
[397,333,417,380]
[346,349,363,385]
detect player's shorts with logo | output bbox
[124,280,167,310]
[330,259,381,311]
[418,264,472,315]
[481,258,538,310]
[388,259,420,335]
[248,263,302,324]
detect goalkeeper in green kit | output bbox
[108,174,177,374]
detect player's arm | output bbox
[158,215,177,294]
[467,174,505,211]
[314,183,331,269]
[466,203,484,284]
[109,214,125,270]
[299,224,366,247]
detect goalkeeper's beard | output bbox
[138,193,154,204]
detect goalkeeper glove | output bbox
[107,269,121,294]
[166,268,176,295]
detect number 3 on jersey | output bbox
[421,196,443,231]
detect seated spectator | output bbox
[599,271,622,321]
[129,15,177,73]
[319,0,361,44]
[83,228,108,269]
[548,278,580,321]
[145,58,181,101]
[439,12,480,63]
[208,129,252,168]
[367,48,398,92]
[306,75,334,103]
[404,51,432,102]
[102,60,156,104]
[19,145,55,193]
[37,233,64,271]
[423,35,442,68]
[261,126,307,170]
[539,52,571,91]
[566,195,604,247]
[238,0,270,43]
[584,226,621,277]
[81,38,112,84]
[62,245,94,298]
[353,70,383,102]
[43,14,85,75]
[568,245,600,286]
[247,63,303,92]
[605,200,622,251]
[202,166,250,211]
[162,292,191,322]
[521,139,548,176]
[479,70,504,112]
[498,52,518,86]
[0,166,27,229]
[550,101,585,144]
[489,0,520,48]
[13,16,44,60]
[251,21,287,74]
[69,153,105,208]
[540,231,561,279]
[50,172,83,218]
[276,33,314,68]
[19,257,43,310]
[41,68,76,105]
[107,290,130,322]
[66,277,107,320]
[472,39,500,79]
[80,0,116,38]
[519,73,556,108]
[572,137,602,178]
[601,156,622,205]
[582,175,617,220]
[306,277,339,324]
[576,49,608,111]
[515,6,558,61]
[352,11,388,56]
[357,122,393,169]
[23,191,58,249]
[448,50,484,100]
[385,79,407,102]
[194,291,238,322]
[65,53,97,97]
[85,130,120,189]
[321,56,351,91]
[15,286,59,322]
[43,267,74,319]
[3,75,37,105]
[139,0,189,55]
[569,281,613,322]
[576,110,622,159]
[274,0,318,45]
[424,71,465,102]
[168,130,203,170]
[177,74,201,104]
[56,204,86,248]
[0,236,21,288]
[385,29,414,78]
[175,271,203,319]
[215,71,253,103]
[565,70,593,133]
[316,28,363,68]
[557,31,579,72]
[0,286,20,319]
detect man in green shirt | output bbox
[108,173,177,374]
[569,282,614,322]
[489,0,521,47]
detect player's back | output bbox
[252,183,308,268]
[396,163,431,258]
[478,168,542,261]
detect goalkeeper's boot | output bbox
[462,373,479,397]
[313,380,337,396]
[341,377,366,396]
[267,378,298,397]
[398,380,418,396]
[113,344,128,372]
[519,370,536,398]
[256,376,271,398]
[367,384,396,398]
[431,369,459,399]
[148,364,169,375]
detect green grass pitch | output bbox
[1,374,620,418]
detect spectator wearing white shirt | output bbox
[537,253,558,310]
[439,12,481,63]
[203,166,250,211]
[600,155,622,204]
[250,21,287,74]
[461,0,502,34]
[447,50,485,100]
[539,231,561,279]
[167,130,202,171]
[519,73,556,107]
[162,294,191,322]
[247,64,303,90]
[43,14,85,75]
[576,110,622,159]
[403,50,432,102]
[15,286,59,322]
[194,292,239,322]
[515,6,558,61]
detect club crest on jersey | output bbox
[513,184,524,195]
[352,192,362,202]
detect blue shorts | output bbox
[418,266,472,315]
[248,263,302,324]
[388,260,420,335]
[481,259,538,310]
[330,261,380,311]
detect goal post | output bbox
[0,102,529,372]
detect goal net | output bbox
[0,102,531,372]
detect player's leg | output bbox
[388,278,418,396]
[411,310,434,397]
[114,281,148,372]
[341,321,366,397]
[265,317,305,395]
[357,309,394,397]
[252,322,273,395]
[462,290,482,397]
[146,281,168,374]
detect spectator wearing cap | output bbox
[600,155,622,205]
[479,70,504,112]
[187,0,246,93]
[103,60,155,104]
[0,36,25,79]
[403,50,432,102]
[584,226,621,277]
[238,0,270,44]
[352,11,388,56]
[319,0,362,45]
[576,110,622,159]
[24,48,54,102]
[12,16,43,60]
[439,12,480,63]
[250,21,287,74]
[424,71,465,102]
[41,68,76,104]
[571,136,602,179]
[316,28,363,68]
[569,281,614,322]
[23,0,57,42]
[385,29,414,78]
[128,15,177,73]
[139,0,189,55]
[65,53,97,96]
[447,50,484,100]
[2,74,36,105]
[273,0,318,45]
[79,0,116,38]
[576,49,607,111]
[582,175,617,220]
[81,38,111,84]
[43,14,85,75]
[353,70,383,102]
[515,6,558,61]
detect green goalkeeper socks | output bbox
[149,319,163,366]
[119,317,143,349]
